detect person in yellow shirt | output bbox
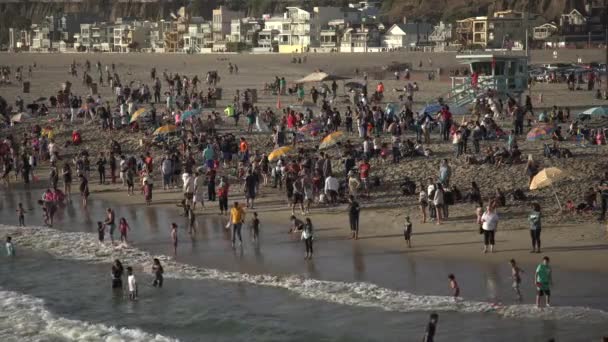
[230,201,245,247]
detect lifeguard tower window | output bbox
[471,61,505,76]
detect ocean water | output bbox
[1,187,608,340]
[1,251,607,342]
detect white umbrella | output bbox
[295,72,350,84]
[11,112,31,123]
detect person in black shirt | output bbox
[598,172,608,221]
[96,153,107,185]
[348,196,361,239]
[111,259,124,290]
[423,313,438,342]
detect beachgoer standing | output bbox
[16,203,25,227]
[119,217,130,244]
[302,217,314,259]
[535,256,553,308]
[251,212,260,243]
[230,202,245,248]
[510,259,524,302]
[404,216,413,248]
[171,223,178,256]
[6,237,15,257]
[127,267,137,301]
[528,203,542,253]
[348,195,360,239]
[218,177,229,215]
[152,258,164,288]
[97,221,105,244]
[481,205,498,253]
[111,259,124,290]
[422,313,438,342]
[104,208,116,244]
[448,274,460,300]
[79,174,89,207]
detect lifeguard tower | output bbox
[446,53,528,108]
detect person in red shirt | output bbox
[239,137,249,162]
[359,159,371,196]
[439,106,453,142]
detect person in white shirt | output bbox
[127,266,137,300]
[427,178,436,221]
[182,172,194,207]
[481,205,499,253]
[324,174,339,205]
[119,156,127,186]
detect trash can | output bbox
[214,88,222,100]
[90,83,98,95]
[22,81,30,93]
[250,89,258,103]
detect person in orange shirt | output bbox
[229,201,246,247]
[239,137,249,162]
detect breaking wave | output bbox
[0,287,177,342]
[2,224,607,323]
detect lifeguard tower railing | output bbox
[446,75,528,108]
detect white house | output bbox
[382,22,434,49]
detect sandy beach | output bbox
[2,49,608,340]
[2,49,608,272]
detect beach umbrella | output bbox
[268,146,293,161]
[577,106,608,128]
[153,124,177,135]
[421,104,442,114]
[35,97,47,102]
[129,108,148,123]
[578,106,608,117]
[530,167,568,210]
[299,122,322,134]
[181,108,201,121]
[534,123,556,134]
[319,131,345,150]
[10,112,31,123]
[526,127,549,141]
[345,81,365,89]
[295,72,350,84]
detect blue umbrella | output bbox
[421,104,442,115]
[181,108,202,121]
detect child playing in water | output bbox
[37,200,49,226]
[16,203,26,227]
[97,221,105,244]
[127,266,137,300]
[510,259,524,302]
[251,212,260,243]
[171,223,178,256]
[152,258,164,288]
[403,216,412,248]
[119,217,130,244]
[6,236,15,256]
[448,274,460,300]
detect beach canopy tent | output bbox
[420,103,468,115]
[295,72,350,84]
[577,106,608,128]
[153,124,177,135]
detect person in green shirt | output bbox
[535,256,553,308]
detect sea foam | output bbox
[2,224,607,323]
[0,287,178,342]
